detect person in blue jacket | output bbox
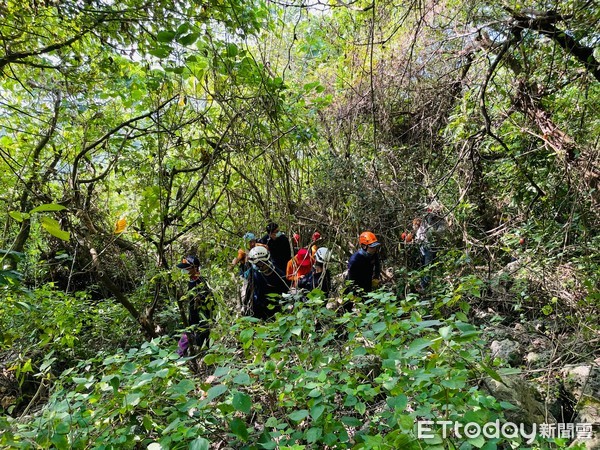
[244,245,289,320]
[345,231,381,303]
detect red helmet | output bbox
[312,231,321,241]
[293,233,300,244]
[359,231,379,246]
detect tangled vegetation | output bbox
[0,0,598,448]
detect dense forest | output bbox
[0,0,598,448]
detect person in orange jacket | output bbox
[286,247,312,288]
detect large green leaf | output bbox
[147,46,172,58]
[156,30,176,42]
[232,391,251,414]
[206,384,228,401]
[189,437,210,450]
[40,217,70,241]
[288,409,309,422]
[30,203,66,213]
[230,417,249,441]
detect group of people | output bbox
[177,214,444,355]
[233,223,333,319]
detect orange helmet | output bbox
[359,231,379,246]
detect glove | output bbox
[372,279,380,289]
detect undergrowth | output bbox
[1,289,582,450]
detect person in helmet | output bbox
[298,247,332,297]
[345,231,381,299]
[258,222,292,274]
[286,247,312,288]
[231,232,257,278]
[244,245,289,319]
[176,255,213,356]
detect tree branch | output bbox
[508,9,600,82]
[71,96,176,186]
[0,17,104,70]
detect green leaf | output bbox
[438,326,452,339]
[497,368,522,376]
[340,416,362,427]
[230,417,249,441]
[206,384,228,401]
[143,415,154,431]
[157,31,176,42]
[303,81,320,91]
[310,404,325,421]
[305,427,322,443]
[124,392,142,407]
[308,388,321,398]
[50,433,69,448]
[440,376,466,389]
[148,46,172,58]
[240,329,254,343]
[178,33,199,46]
[189,437,210,450]
[372,321,387,333]
[386,394,408,410]
[226,43,238,57]
[30,203,66,213]
[265,416,279,427]
[405,338,436,357]
[55,421,70,434]
[233,372,252,385]
[232,391,252,414]
[40,217,70,241]
[398,414,414,430]
[9,211,28,222]
[468,434,486,448]
[479,362,503,383]
[288,409,309,422]
[170,379,195,396]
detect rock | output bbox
[524,351,552,369]
[561,366,600,449]
[490,339,521,365]
[561,366,600,399]
[569,434,600,450]
[484,375,551,426]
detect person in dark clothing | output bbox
[258,222,292,274]
[176,255,213,356]
[345,231,381,300]
[298,247,332,297]
[244,245,289,320]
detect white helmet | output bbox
[247,246,270,264]
[315,247,331,264]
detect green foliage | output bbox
[0,0,598,448]
[8,204,70,241]
[0,283,133,358]
[3,291,568,449]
